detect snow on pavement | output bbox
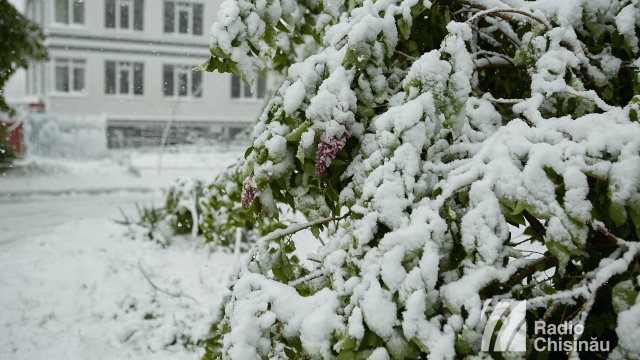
[0,191,162,245]
[1,144,245,196]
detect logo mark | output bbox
[481,299,527,352]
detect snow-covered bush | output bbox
[199,0,640,359]
[135,163,290,251]
[165,178,205,238]
[200,162,291,251]
[122,179,204,245]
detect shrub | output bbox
[198,0,640,359]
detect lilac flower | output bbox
[242,174,258,207]
[315,132,350,178]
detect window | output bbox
[231,74,266,100]
[163,65,202,97]
[163,1,203,35]
[54,0,85,25]
[106,0,143,30]
[105,61,144,95]
[54,58,85,93]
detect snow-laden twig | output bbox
[288,269,325,287]
[486,96,525,104]
[472,50,517,65]
[466,8,551,31]
[468,23,503,48]
[564,88,615,112]
[394,50,417,60]
[257,211,351,243]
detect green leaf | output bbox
[610,202,628,227]
[264,27,277,47]
[337,334,357,350]
[364,331,384,347]
[547,241,570,268]
[628,201,640,229]
[284,347,296,359]
[603,86,614,101]
[286,123,308,142]
[612,280,638,313]
[284,241,296,253]
[311,226,320,239]
[273,265,289,282]
[275,176,287,190]
[303,160,316,176]
[503,208,526,226]
[336,350,354,360]
[276,20,292,33]
[296,142,306,165]
[195,56,229,73]
[244,146,254,159]
[398,18,411,40]
[512,201,527,215]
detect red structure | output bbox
[2,102,44,156]
[7,122,23,154]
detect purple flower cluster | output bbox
[242,174,257,207]
[315,132,349,178]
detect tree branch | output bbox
[507,256,559,287]
[288,270,325,287]
[138,260,200,304]
[259,211,351,243]
[465,8,551,32]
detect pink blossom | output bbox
[242,174,258,207]
[315,132,350,177]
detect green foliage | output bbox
[133,162,292,253]
[199,162,291,251]
[0,0,48,116]
[0,123,15,164]
[164,178,205,236]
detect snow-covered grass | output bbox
[0,220,238,360]
[0,145,247,360]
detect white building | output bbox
[22,0,268,147]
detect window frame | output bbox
[105,60,144,96]
[52,58,86,95]
[105,0,144,31]
[230,73,267,101]
[52,0,85,27]
[163,1,203,36]
[163,64,203,98]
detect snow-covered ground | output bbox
[0,146,246,360]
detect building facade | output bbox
[23,0,268,147]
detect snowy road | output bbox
[0,190,162,245]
